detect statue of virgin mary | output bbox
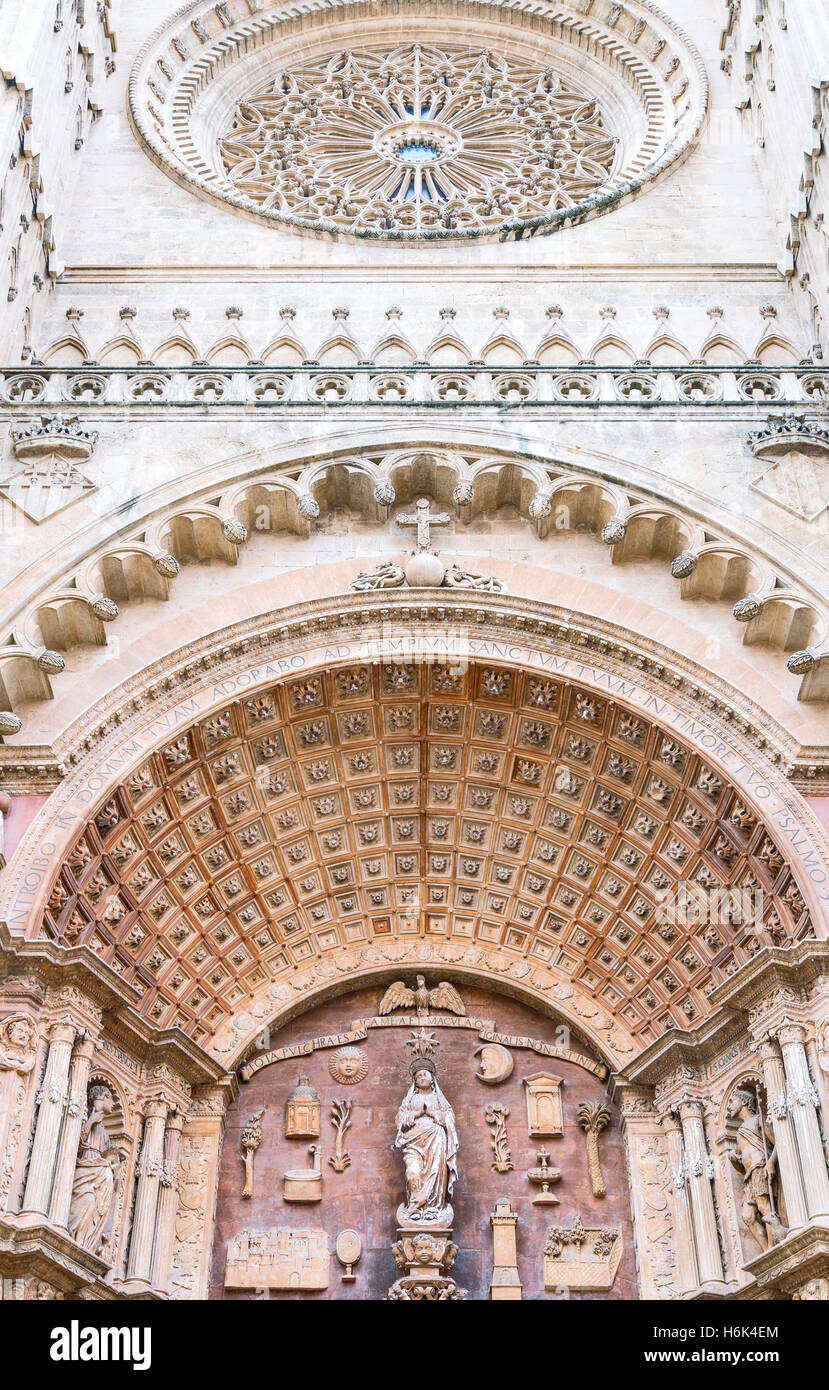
[395,1055,458,1225]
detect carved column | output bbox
[757,1035,808,1231]
[151,1111,184,1294]
[48,1032,97,1229]
[677,1099,724,1286]
[21,1019,76,1217]
[778,1021,829,1220]
[126,1099,168,1286]
[662,1110,698,1293]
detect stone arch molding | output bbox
[1,440,829,734]
[215,946,633,1072]
[127,0,708,243]
[2,608,828,1073]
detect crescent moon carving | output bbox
[474,1043,515,1085]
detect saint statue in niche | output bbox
[68,1084,120,1256]
[726,1085,786,1250]
[395,1050,458,1225]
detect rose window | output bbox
[218,44,618,235]
[129,0,708,243]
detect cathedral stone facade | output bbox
[0,0,828,1303]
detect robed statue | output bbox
[726,1086,786,1250]
[395,1053,458,1225]
[68,1084,120,1256]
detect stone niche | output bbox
[210,983,637,1300]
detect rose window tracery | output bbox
[217,44,618,234]
[130,0,708,243]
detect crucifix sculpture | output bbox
[397,496,452,552]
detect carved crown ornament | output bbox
[1,443,828,739]
[745,412,829,525]
[128,0,708,244]
[747,413,829,459]
[15,655,819,1061]
[0,413,98,524]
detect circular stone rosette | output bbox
[129,0,707,244]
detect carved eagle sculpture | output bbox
[378,974,466,1020]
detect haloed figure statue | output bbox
[395,1057,458,1224]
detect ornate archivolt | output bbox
[1,441,828,731]
[128,0,708,242]
[2,612,827,1074]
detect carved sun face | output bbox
[219,43,616,236]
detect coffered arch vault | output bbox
[6,621,825,1070]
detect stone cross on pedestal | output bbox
[397,496,451,552]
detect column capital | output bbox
[46,1019,77,1047]
[143,1098,170,1122]
[71,1031,98,1061]
[677,1096,706,1122]
[777,1019,808,1048]
[164,1110,186,1135]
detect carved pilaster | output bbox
[169,1085,230,1300]
[620,1090,677,1300]
[661,1110,698,1293]
[125,1099,168,1287]
[756,1036,808,1231]
[777,1021,829,1220]
[21,1020,76,1218]
[151,1111,184,1294]
[677,1099,725,1286]
[48,1033,98,1230]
